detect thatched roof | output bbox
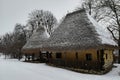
[22,25,50,50]
[22,9,117,52]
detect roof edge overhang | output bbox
[22,44,119,53]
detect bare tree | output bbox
[83,0,100,15]
[83,0,120,63]
[27,10,57,35]
[0,33,14,58]
[13,23,27,60]
[102,0,120,63]
[0,23,27,59]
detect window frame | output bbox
[86,53,92,61]
[56,53,62,58]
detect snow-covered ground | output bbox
[0,55,120,80]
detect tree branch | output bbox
[107,27,118,41]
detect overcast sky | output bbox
[0,0,82,36]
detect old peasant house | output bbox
[22,9,117,74]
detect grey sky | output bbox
[0,0,82,36]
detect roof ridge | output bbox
[67,9,85,17]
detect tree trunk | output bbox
[18,49,21,61]
[88,2,92,15]
[5,53,7,59]
[118,49,120,63]
[118,30,120,63]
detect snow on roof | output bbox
[22,25,50,49]
[23,9,117,51]
[87,13,117,46]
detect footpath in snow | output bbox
[0,55,120,80]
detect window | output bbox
[56,53,62,58]
[100,49,104,55]
[97,50,99,60]
[49,52,52,58]
[106,54,108,59]
[86,54,92,61]
[76,52,78,59]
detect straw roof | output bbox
[22,9,117,51]
[22,25,50,49]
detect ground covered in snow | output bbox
[0,55,120,80]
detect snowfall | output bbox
[0,54,120,80]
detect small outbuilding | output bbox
[22,24,50,61]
